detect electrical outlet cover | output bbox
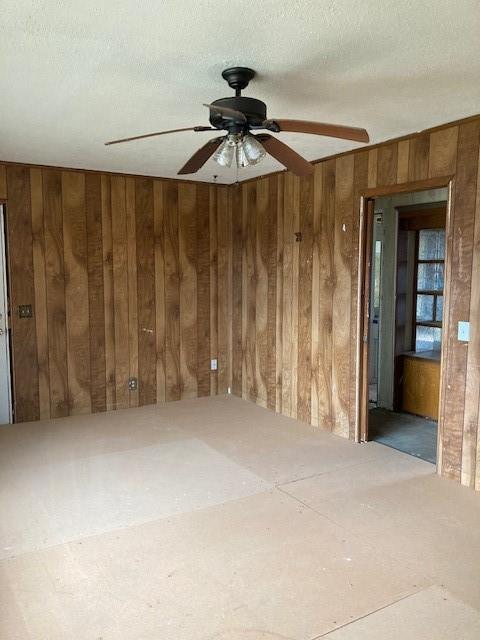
[18,304,33,318]
[210,358,218,371]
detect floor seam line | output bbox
[275,486,345,529]
[0,486,275,563]
[308,586,429,639]
[275,486,435,592]
[275,455,392,489]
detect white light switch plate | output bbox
[210,358,218,371]
[458,321,470,342]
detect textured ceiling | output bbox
[1,1,479,184]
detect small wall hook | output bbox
[294,231,302,242]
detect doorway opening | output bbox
[360,186,449,464]
[0,204,12,424]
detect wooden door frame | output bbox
[355,177,455,469]
[0,201,14,423]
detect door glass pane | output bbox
[418,229,445,260]
[417,262,444,291]
[416,294,434,321]
[415,326,442,352]
[436,295,443,321]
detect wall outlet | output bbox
[210,358,218,371]
[458,321,470,342]
[128,377,138,391]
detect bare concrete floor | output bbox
[369,408,438,464]
[1,395,479,639]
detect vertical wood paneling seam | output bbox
[178,183,198,399]
[196,183,210,397]
[101,175,116,410]
[255,179,268,407]
[281,175,294,417]
[153,180,166,403]
[275,175,284,414]
[227,187,233,393]
[111,177,129,409]
[296,175,313,424]
[209,186,218,396]
[43,169,68,418]
[216,186,230,394]
[164,183,181,402]
[31,168,51,419]
[331,156,354,436]
[126,177,138,408]
[310,167,321,427]
[241,185,248,399]
[85,173,106,413]
[135,178,156,405]
[60,181,70,413]
[62,171,92,414]
[290,177,300,418]
[266,176,278,411]
[231,184,243,396]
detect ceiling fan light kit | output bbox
[213,132,267,169]
[105,66,369,179]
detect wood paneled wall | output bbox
[0,164,232,422]
[1,113,480,492]
[231,117,480,490]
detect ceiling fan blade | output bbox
[177,137,225,175]
[255,134,313,177]
[263,119,369,143]
[203,103,247,123]
[105,126,214,146]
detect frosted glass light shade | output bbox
[242,134,266,165]
[213,133,266,170]
[213,137,235,167]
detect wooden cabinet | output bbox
[401,351,440,420]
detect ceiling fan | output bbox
[105,67,370,177]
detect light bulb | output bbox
[242,134,266,165]
[235,143,249,168]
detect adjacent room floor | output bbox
[369,407,438,464]
[1,395,479,639]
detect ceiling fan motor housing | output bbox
[209,97,267,130]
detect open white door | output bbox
[0,205,12,424]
